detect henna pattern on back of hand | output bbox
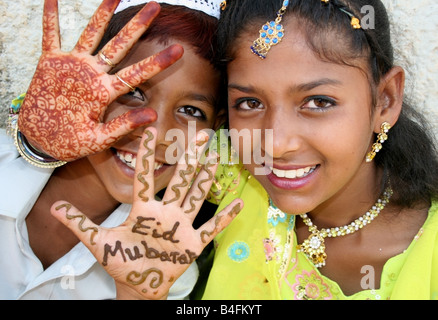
[19,56,112,160]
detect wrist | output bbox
[8,94,66,168]
[115,282,168,300]
[13,126,66,168]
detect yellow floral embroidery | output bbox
[292,270,333,300]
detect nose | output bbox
[261,106,303,160]
[130,107,173,149]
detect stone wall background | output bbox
[1,0,437,138]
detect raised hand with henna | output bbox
[50,128,243,299]
[18,0,184,161]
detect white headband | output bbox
[114,0,223,18]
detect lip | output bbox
[266,164,319,190]
[112,148,171,179]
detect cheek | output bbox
[163,128,208,165]
[228,111,257,137]
[154,166,177,193]
[103,102,128,122]
[228,113,239,130]
[87,152,135,202]
[228,127,258,170]
[317,123,371,166]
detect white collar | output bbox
[0,152,53,220]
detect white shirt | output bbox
[0,129,198,299]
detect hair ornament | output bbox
[220,1,227,10]
[339,8,361,29]
[321,0,362,29]
[250,0,289,59]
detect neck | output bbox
[306,168,385,229]
[25,159,120,269]
[43,159,120,223]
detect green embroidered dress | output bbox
[201,163,438,300]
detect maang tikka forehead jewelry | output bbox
[250,0,289,59]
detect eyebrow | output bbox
[182,92,217,109]
[228,84,256,94]
[228,78,342,94]
[294,78,343,92]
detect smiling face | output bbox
[87,38,220,204]
[227,18,381,215]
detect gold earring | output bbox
[366,122,391,162]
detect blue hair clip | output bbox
[321,0,362,29]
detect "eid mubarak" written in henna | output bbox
[102,216,198,266]
[102,240,198,266]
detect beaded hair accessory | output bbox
[250,0,289,59]
[321,0,362,29]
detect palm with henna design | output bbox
[50,128,243,299]
[18,0,184,161]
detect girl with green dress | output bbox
[32,0,438,299]
[201,0,438,299]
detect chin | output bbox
[266,190,310,216]
[109,186,135,204]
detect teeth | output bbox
[154,162,163,171]
[116,150,163,171]
[269,165,316,179]
[125,153,133,162]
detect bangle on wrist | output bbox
[8,93,66,169]
[13,126,67,169]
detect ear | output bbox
[373,66,405,132]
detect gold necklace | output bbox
[297,187,393,268]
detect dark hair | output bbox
[217,0,438,208]
[96,3,218,65]
[95,3,226,114]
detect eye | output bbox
[115,88,146,108]
[232,98,264,111]
[303,96,336,110]
[126,88,144,101]
[177,106,207,120]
